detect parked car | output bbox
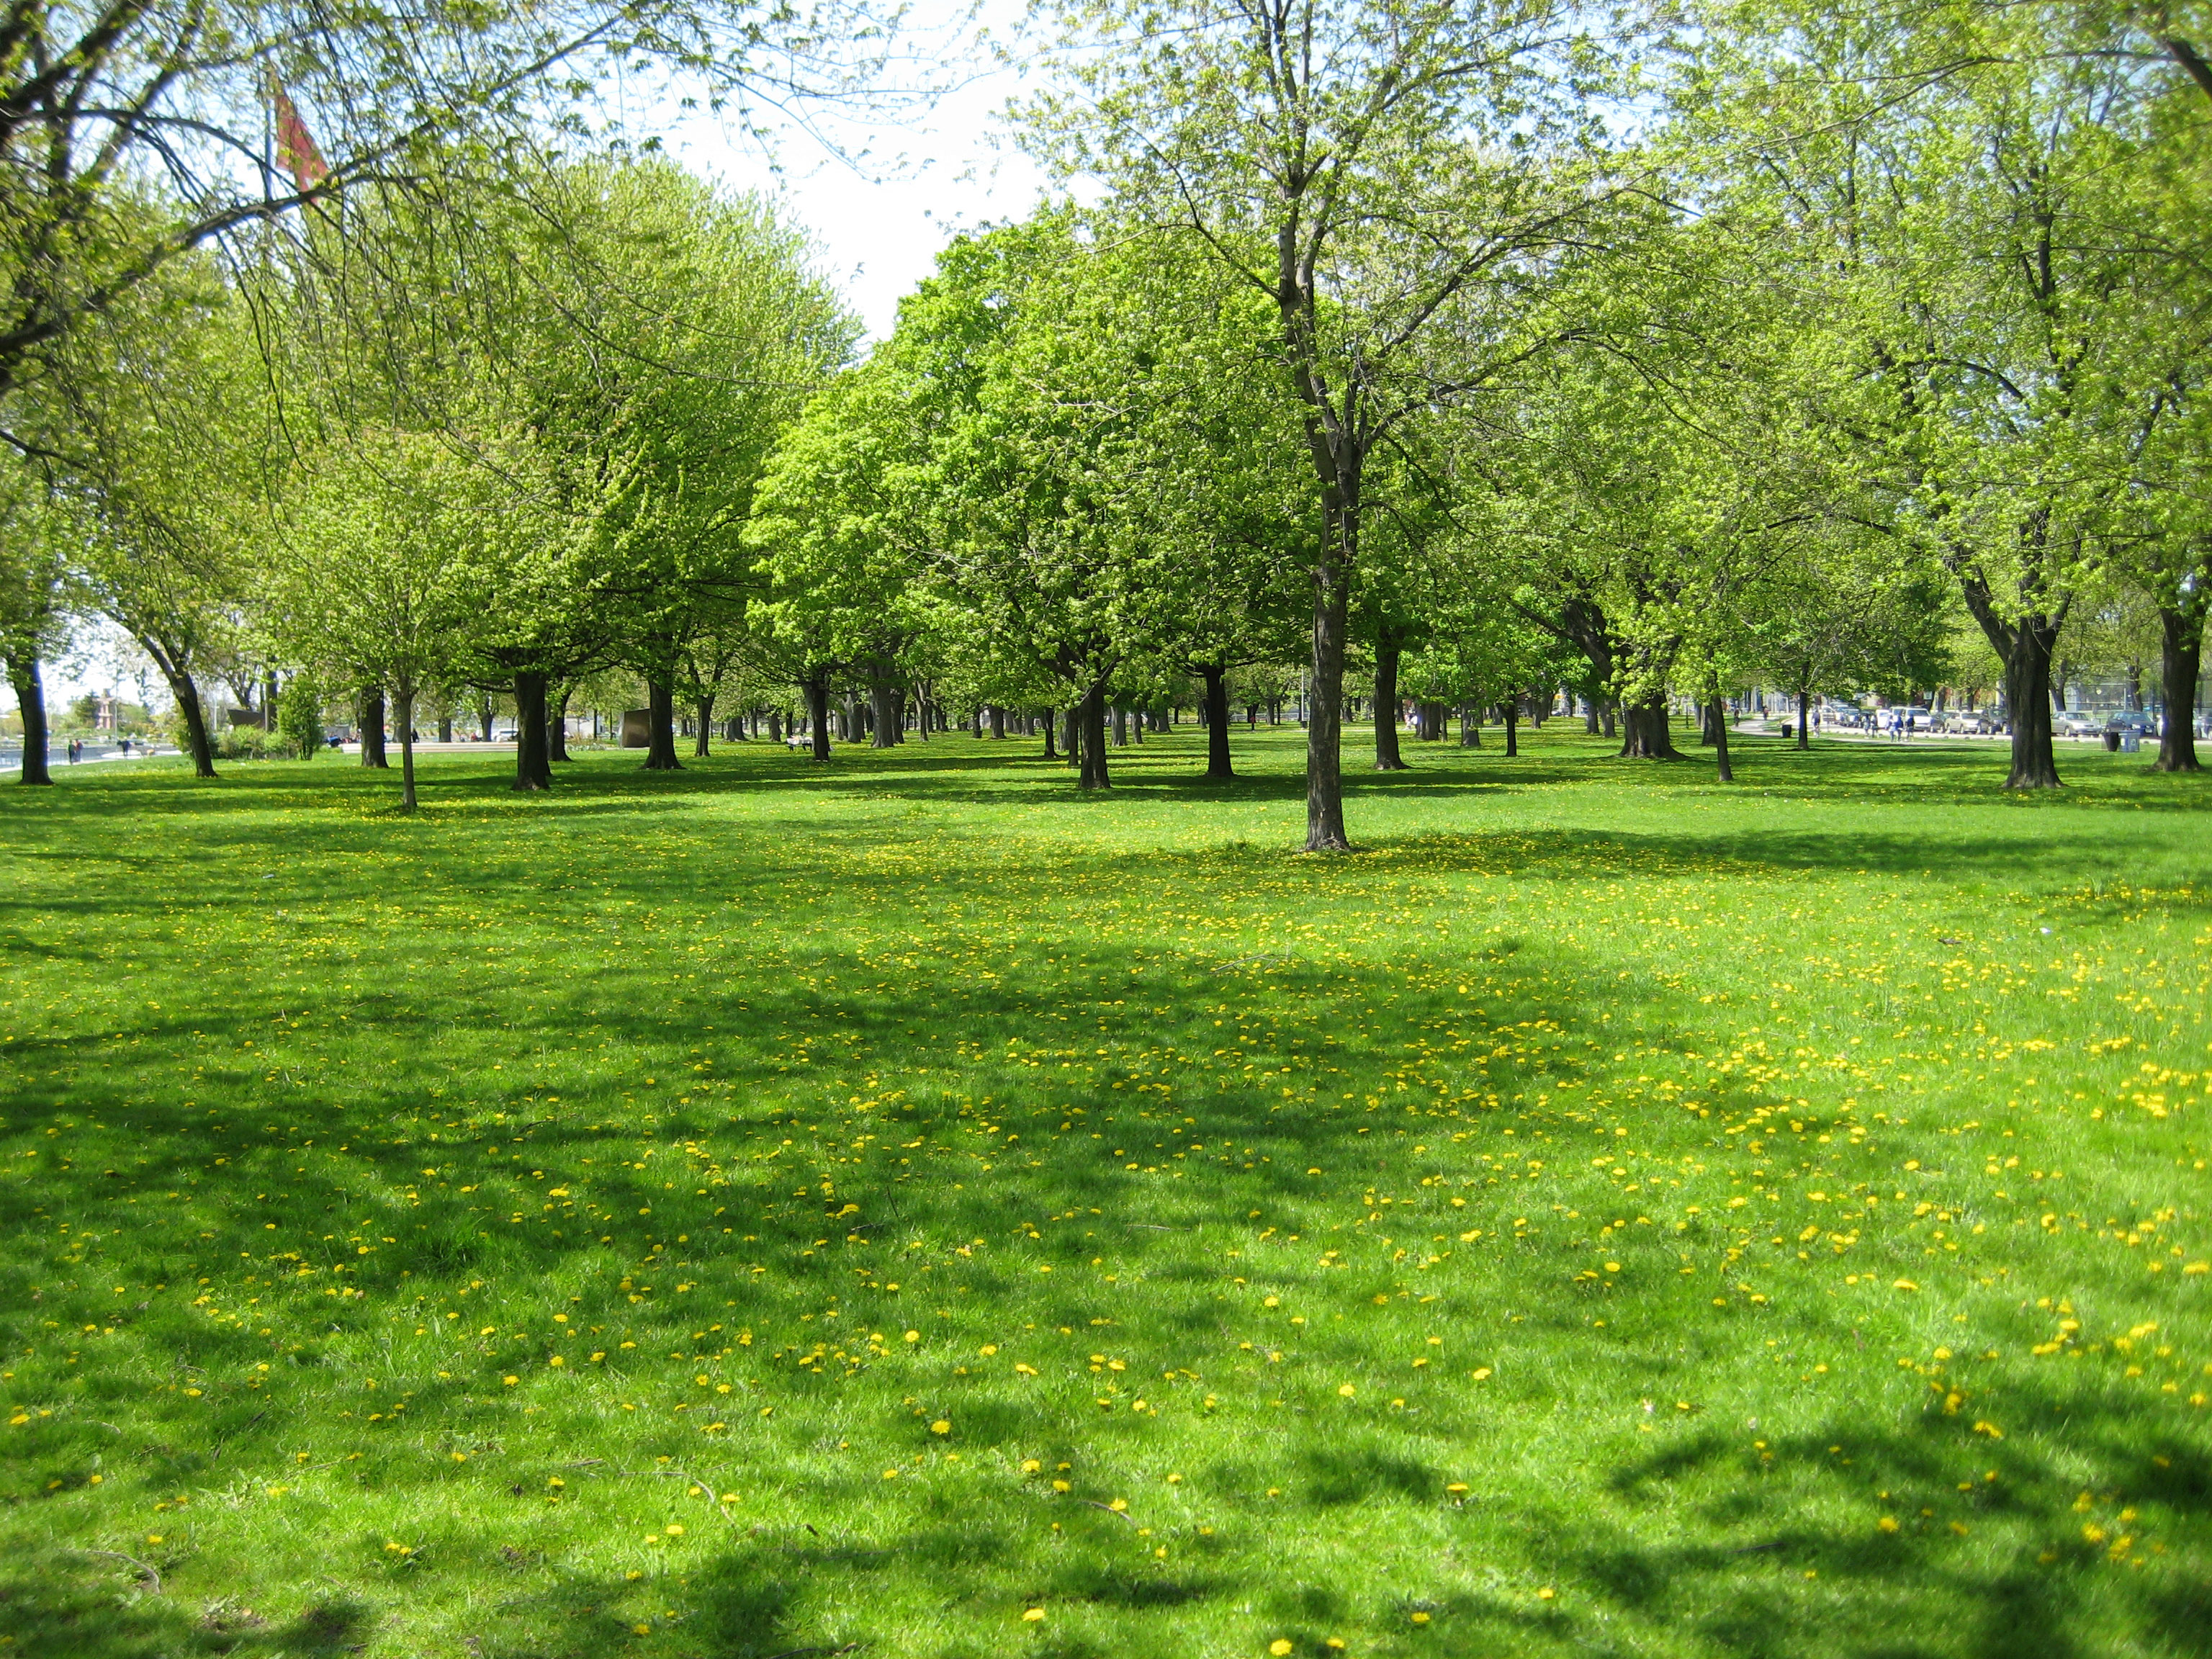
[1946,709,1996,734]
[2105,709,2158,737]
[2056,712,2100,739]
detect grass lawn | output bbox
[2,723,2208,1659]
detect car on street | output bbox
[2105,708,2158,737]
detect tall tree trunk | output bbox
[2156,604,2203,773]
[1583,698,1600,734]
[1797,683,1811,750]
[1200,665,1233,779]
[989,704,1005,739]
[1504,703,1518,757]
[1305,558,1351,850]
[513,671,552,791]
[1601,701,1617,739]
[359,685,389,768]
[480,693,495,742]
[1460,703,1480,747]
[870,680,899,749]
[395,687,418,811]
[161,664,217,778]
[1372,629,1406,770]
[7,657,52,784]
[1709,695,1734,783]
[693,693,714,760]
[805,675,832,761]
[1079,684,1111,789]
[1617,695,1680,760]
[1041,706,1057,760]
[1111,703,1128,747]
[644,680,681,770]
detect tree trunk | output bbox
[989,704,1005,739]
[1583,699,1600,734]
[438,715,453,743]
[1601,701,1617,738]
[1504,703,1518,757]
[1079,684,1111,789]
[161,665,217,778]
[549,685,571,762]
[805,675,832,761]
[1201,665,1233,779]
[359,685,389,768]
[1617,695,1680,760]
[644,680,681,770]
[480,693,495,742]
[1997,628,2062,787]
[1797,683,1811,750]
[1041,706,1057,760]
[1709,696,1734,783]
[1061,705,1079,766]
[1372,631,1406,770]
[1954,556,2064,789]
[1305,558,1351,850]
[1460,703,1480,747]
[870,680,899,749]
[395,687,418,811]
[7,657,53,784]
[513,671,551,791]
[2156,604,2203,773]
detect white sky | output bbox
[7,1,1055,716]
[661,0,1056,341]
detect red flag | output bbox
[269,73,329,192]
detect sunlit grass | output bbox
[1,725,2207,1658]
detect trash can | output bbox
[2103,730,2121,752]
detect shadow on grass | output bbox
[0,1545,372,1658]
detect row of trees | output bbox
[3,0,2208,845]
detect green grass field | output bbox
[2,724,2208,1659]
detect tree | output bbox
[61,264,266,779]
[749,354,940,760]
[269,426,505,809]
[0,0,912,429]
[1685,1,2197,787]
[1028,0,1627,846]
